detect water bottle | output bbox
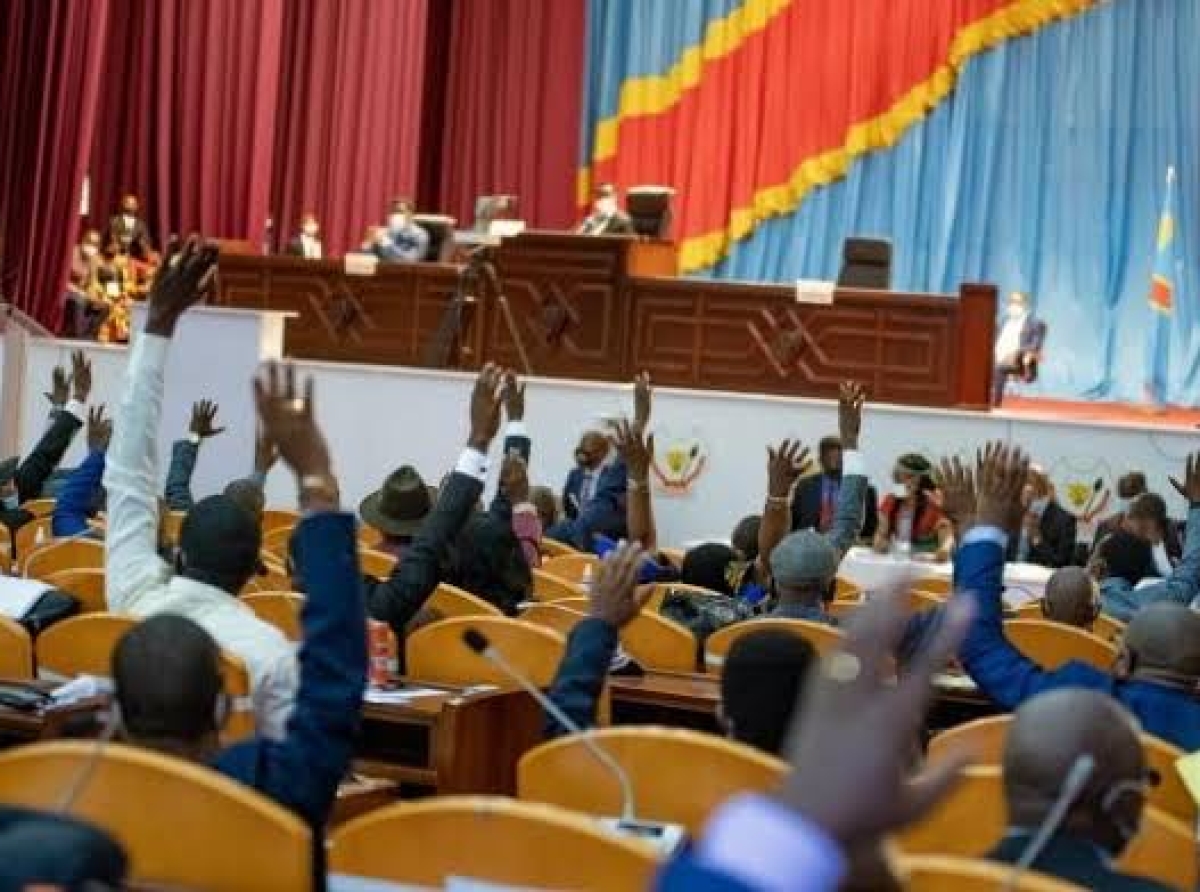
[580,563,594,594]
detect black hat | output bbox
[359,466,432,538]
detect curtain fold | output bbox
[439,0,585,229]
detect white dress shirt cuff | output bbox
[697,794,847,892]
[504,420,529,439]
[63,399,88,423]
[455,448,489,482]
[135,330,173,366]
[963,526,1009,549]
[842,450,865,477]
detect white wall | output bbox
[4,333,1196,546]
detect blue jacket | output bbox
[212,511,366,830]
[547,458,628,550]
[955,533,1200,750]
[163,440,200,511]
[1100,506,1200,622]
[545,618,620,738]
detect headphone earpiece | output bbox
[213,692,231,731]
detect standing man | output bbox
[577,184,634,236]
[105,194,155,261]
[993,290,1046,406]
[284,212,324,259]
[384,198,429,262]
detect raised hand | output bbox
[70,350,92,403]
[189,399,226,440]
[936,455,976,532]
[44,365,69,408]
[611,418,654,486]
[145,235,220,337]
[776,582,974,848]
[468,363,506,450]
[837,381,866,450]
[86,405,113,453]
[766,439,812,499]
[1169,453,1200,505]
[253,362,334,505]
[502,371,526,422]
[589,541,651,630]
[974,442,1030,534]
[633,371,652,433]
[254,427,280,476]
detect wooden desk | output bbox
[216,232,996,409]
[0,684,107,745]
[355,683,543,796]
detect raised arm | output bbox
[612,374,657,551]
[825,382,867,558]
[490,372,531,523]
[104,238,219,610]
[758,439,812,576]
[368,365,507,640]
[215,363,364,829]
[15,356,88,502]
[163,400,225,511]
[52,407,111,538]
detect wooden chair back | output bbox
[0,616,33,679]
[44,567,107,613]
[521,602,587,638]
[659,547,685,569]
[519,727,788,836]
[35,613,136,679]
[427,583,504,619]
[1093,611,1126,644]
[1003,619,1118,671]
[541,553,599,584]
[539,537,578,558]
[329,796,656,890]
[356,525,383,552]
[531,568,586,602]
[835,576,863,599]
[261,524,294,561]
[930,716,1197,825]
[0,523,12,572]
[619,610,697,671]
[704,618,845,672]
[406,617,566,687]
[915,576,953,595]
[896,766,1196,892]
[359,548,397,580]
[218,651,256,743]
[0,741,309,891]
[241,553,294,596]
[899,855,1086,890]
[161,510,186,546]
[826,598,861,621]
[910,589,946,612]
[261,508,301,535]
[19,498,57,518]
[241,592,305,641]
[23,538,105,579]
[13,516,55,562]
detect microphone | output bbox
[461,627,685,854]
[57,706,120,814]
[1004,753,1096,892]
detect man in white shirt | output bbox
[284,213,324,260]
[993,290,1045,406]
[104,238,297,739]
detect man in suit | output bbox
[383,198,429,262]
[1014,465,1076,568]
[993,290,1046,406]
[952,443,1200,750]
[1094,471,1148,549]
[105,193,155,261]
[284,212,324,259]
[791,435,878,540]
[64,228,110,339]
[577,183,635,236]
[988,689,1173,891]
[545,424,628,550]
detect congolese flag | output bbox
[1145,167,1178,407]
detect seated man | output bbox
[383,198,429,262]
[1094,471,1148,550]
[993,290,1046,406]
[64,228,110,339]
[1039,566,1101,631]
[1097,499,1200,622]
[546,423,628,550]
[577,183,635,235]
[358,466,432,560]
[952,443,1200,749]
[792,435,878,540]
[113,359,363,842]
[104,239,296,739]
[1014,465,1077,568]
[988,688,1171,891]
[1124,492,1181,570]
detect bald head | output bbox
[1123,602,1200,681]
[1004,689,1146,855]
[1042,567,1098,630]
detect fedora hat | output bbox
[359,466,432,538]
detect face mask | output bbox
[595,197,617,217]
[388,213,407,231]
[82,244,98,258]
[1,494,17,511]
[890,482,909,499]
[302,223,319,237]
[1031,497,1049,514]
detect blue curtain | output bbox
[702,0,1200,404]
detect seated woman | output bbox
[873,453,953,560]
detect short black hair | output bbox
[444,514,530,615]
[112,615,223,741]
[1128,492,1168,529]
[730,515,761,562]
[1099,531,1157,586]
[681,543,736,596]
[178,495,263,594]
[720,630,816,754]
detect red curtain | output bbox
[0,0,110,329]
[86,0,285,246]
[438,0,585,230]
[270,0,430,256]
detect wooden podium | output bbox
[214,233,995,410]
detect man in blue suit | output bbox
[546,425,628,550]
[949,444,1200,750]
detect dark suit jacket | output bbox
[580,211,635,235]
[105,214,153,258]
[989,833,1173,891]
[1,409,83,547]
[547,458,628,550]
[0,806,128,889]
[1093,511,1183,562]
[364,469,483,642]
[1011,501,1077,568]
[283,235,324,258]
[792,473,878,539]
